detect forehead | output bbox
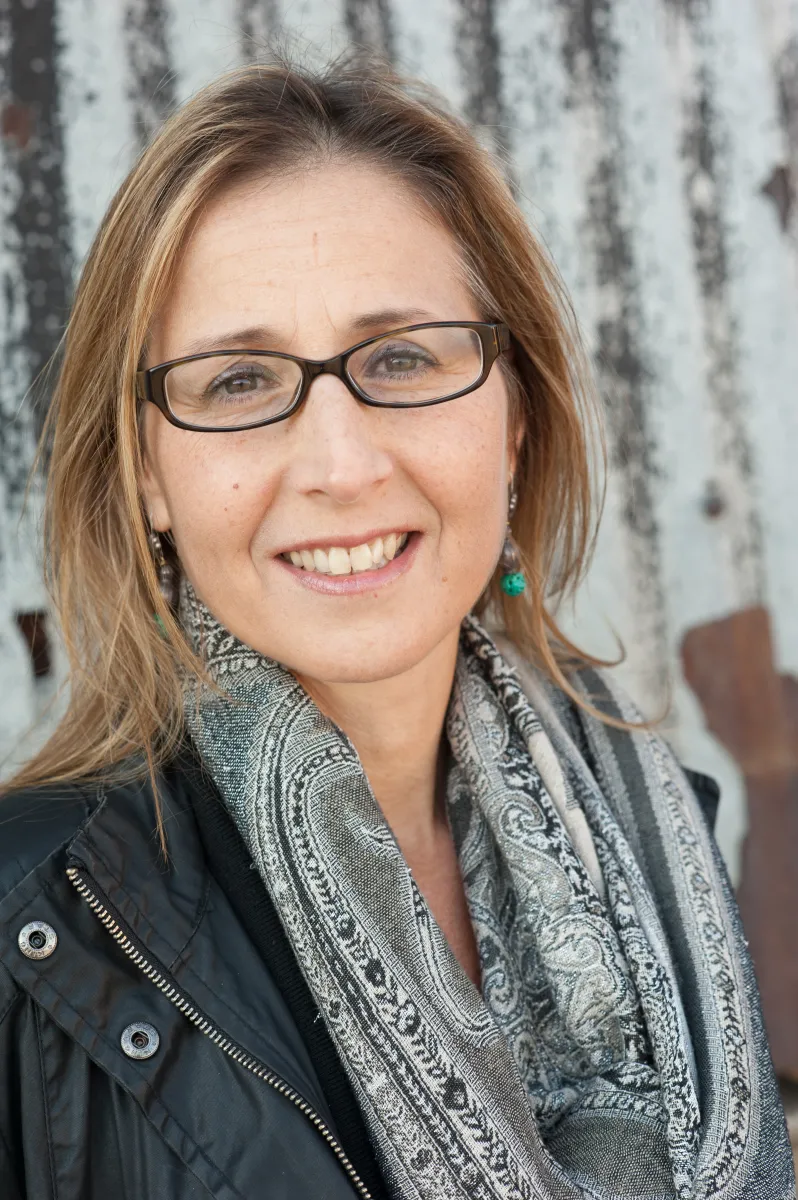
[149,161,478,361]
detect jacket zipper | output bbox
[66,863,373,1200]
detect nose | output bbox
[288,375,393,504]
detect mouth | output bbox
[280,531,410,576]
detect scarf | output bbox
[181,584,793,1200]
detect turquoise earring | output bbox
[499,484,526,597]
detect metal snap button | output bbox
[18,921,57,960]
[121,1021,160,1060]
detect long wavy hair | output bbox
[8,53,610,797]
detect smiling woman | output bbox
[0,54,793,1200]
[140,166,516,689]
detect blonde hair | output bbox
[9,53,610,796]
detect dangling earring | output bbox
[499,483,526,596]
[148,519,178,610]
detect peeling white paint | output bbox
[392,0,466,116]
[58,0,134,268]
[167,0,239,103]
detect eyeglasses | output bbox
[136,321,511,433]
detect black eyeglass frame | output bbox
[136,320,511,433]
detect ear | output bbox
[139,406,172,532]
[508,416,525,482]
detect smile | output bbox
[280,532,409,576]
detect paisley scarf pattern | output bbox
[181,583,794,1200]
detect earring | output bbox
[499,484,526,596]
[148,520,178,609]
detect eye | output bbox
[362,341,438,378]
[207,364,282,397]
[221,372,257,394]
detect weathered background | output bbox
[1,0,797,1070]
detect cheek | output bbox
[155,430,278,559]
[420,388,510,550]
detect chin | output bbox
[266,621,456,686]
[287,642,436,686]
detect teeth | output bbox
[349,543,373,572]
[328,547,351,575]
[286,532,410,575]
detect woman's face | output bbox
[141,161,513,684]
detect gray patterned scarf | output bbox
[181,584,793,1200]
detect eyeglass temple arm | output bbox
[495,325,511,353]
[134,369,149,402]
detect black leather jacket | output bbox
[0,746,721,1200]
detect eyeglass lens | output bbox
[162,325,486,429]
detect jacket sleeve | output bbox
[0,962,45,1200]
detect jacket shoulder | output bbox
[0,779,104,899]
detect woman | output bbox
[0,56,792,1200]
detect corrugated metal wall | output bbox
[2,0,797,1065]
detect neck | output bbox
[296,630,460,851]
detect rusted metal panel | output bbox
[673,3,766,611]
[344,0,395,58]
[559,0,673,713]
[124,0,176,144]
[455,0,510,159]
[238,0,280,61]
[1,0,72,447]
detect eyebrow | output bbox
[179,308,439,358]
[350,307,437,332]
